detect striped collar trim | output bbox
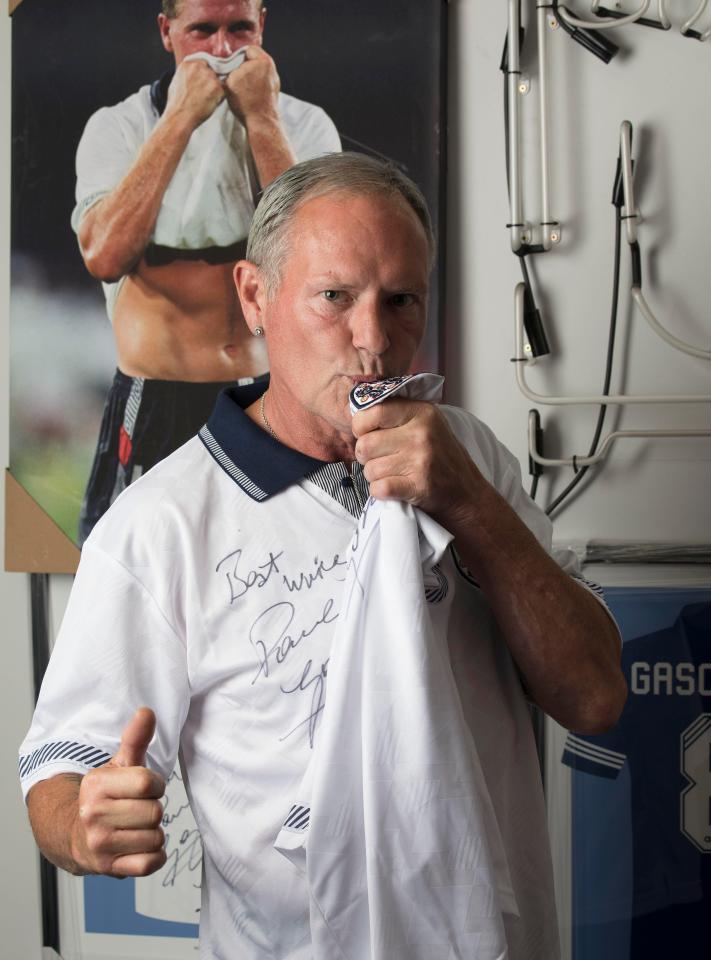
[200,383,325,501]
[306,460,370,518]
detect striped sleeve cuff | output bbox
[19,740,112,798]
[572,574,611,612]
[561,733,626,780]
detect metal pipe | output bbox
[561,0,651,29]
[620,122,711,360]
[538,1,556,250]
[631,288,711,360]
[620,121,638,244]
[514,284,711,404]
[527,410,711,467]
[682,0,709,34]
[507,0,525,252]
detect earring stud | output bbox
[254,326,264,336]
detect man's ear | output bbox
[257,6,267,44]
[234,260,268,333]
[158,13,173,54]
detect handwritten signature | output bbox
[249,598,337,684]
[215,548,284,604]
[216,546,349,607]
[162,827,203,888]
[279,658,329,748]
[282,553,347,593]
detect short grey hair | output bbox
[246,152,435,296]
[161,0,262,16]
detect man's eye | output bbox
[390,293,415,307]
[322,290,341,301]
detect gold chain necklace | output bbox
[260,391,279,442]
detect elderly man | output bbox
[73,0,340,542]
[22,154,625,959]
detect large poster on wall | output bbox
[8,0,446,571]
[10,1,446,954]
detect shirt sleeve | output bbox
[279,98,342,162]
[441,405,618,622]
[18,542,189,801]
[71,103,145,232]
[493,438,620,617]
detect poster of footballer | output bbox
[9,0,446,569]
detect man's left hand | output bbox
[224,46,281,125]
[352,399,486,532]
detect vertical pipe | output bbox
[538,2,554,250]
[508,0,525,251]
[619,121,638,244]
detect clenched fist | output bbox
[166,58,226,129]
[224,46,281,124]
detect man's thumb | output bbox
[112,707,156,768]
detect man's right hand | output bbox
[165,59,226,130]
[71,707,167,878]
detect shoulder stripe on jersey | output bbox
[199,426,268,501]
[564,736,625,770]
[566,733,626,763]
[19,741,112,779]
[566,733,626,762]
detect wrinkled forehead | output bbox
[275,190,432,293]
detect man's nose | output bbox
[210,29,235,57]
[351,301,390,357]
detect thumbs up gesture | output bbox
[72,708,167,877]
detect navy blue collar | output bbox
[199,381,325,501]
[150,72,173,116]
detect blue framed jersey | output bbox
[561,590,711,960]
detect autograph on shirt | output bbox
[213,498,378,749]
[162,826,203,888]
[249,599,337,684]
[161,771,202,892]
[215,548,347,604]
[279,658,330,748]
[215,548,284,603]
[248,599,336,748]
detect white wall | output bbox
[2,1,711,955]
[448,0,711,544]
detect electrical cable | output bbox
[551,0,620,60]
[618,122,711,360]
[593,0,671,30]
[518,254,551,357]
[529,473,540,499]
[682,0,710,38]
[560,0,651,29]
[545,203,622,516]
